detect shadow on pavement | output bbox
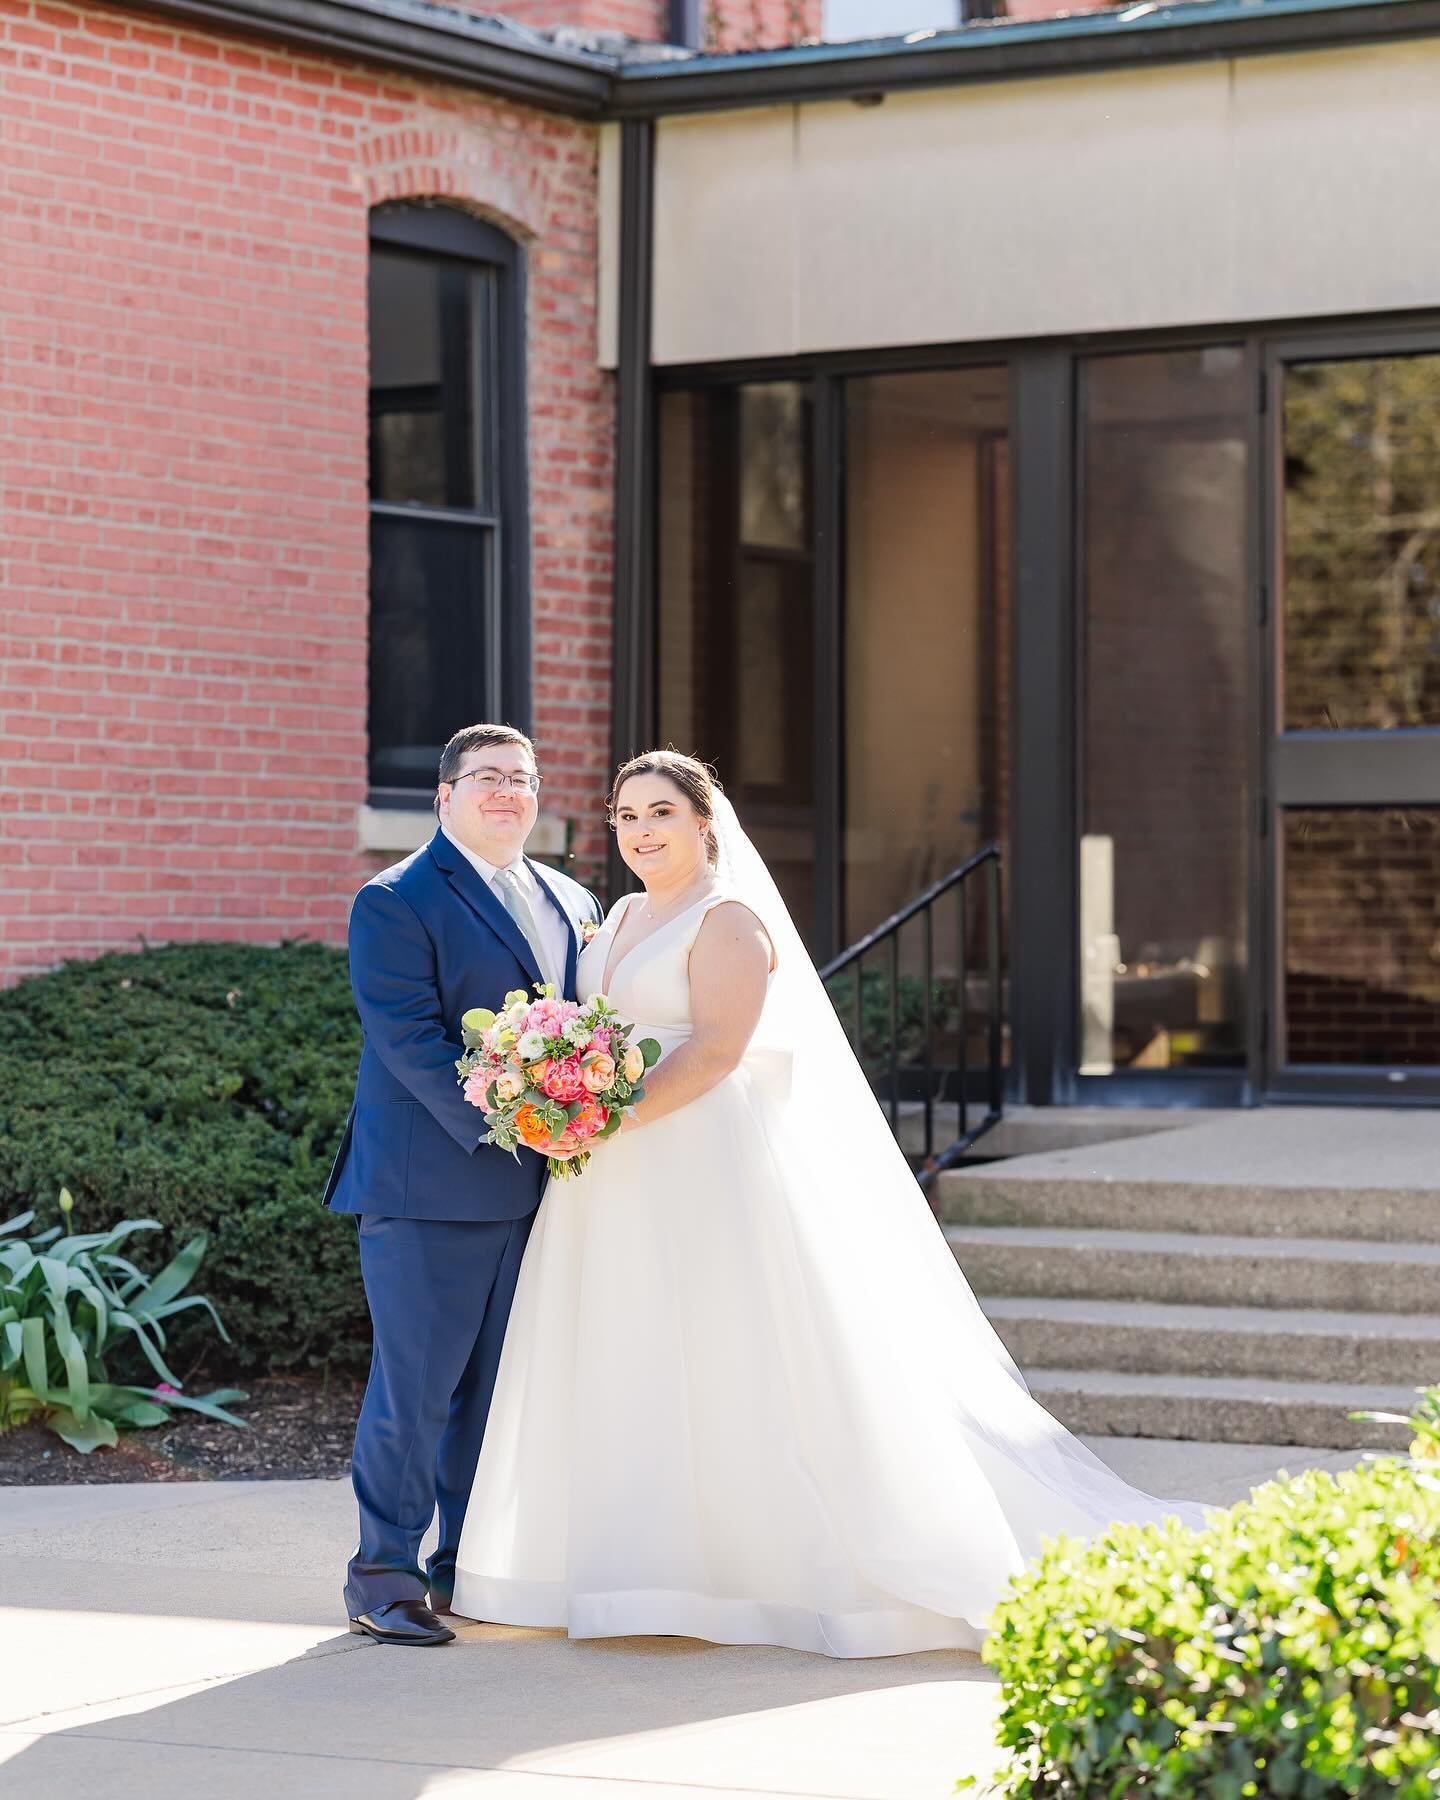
[3,1613,997,1799]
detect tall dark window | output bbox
[367,204,528,795]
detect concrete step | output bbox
[938,1170,1440,1243]
[1024,1368,1417,1452]
[896,1103,1209,1162]
[983,1296,1440,1387]
[946,1223,1440,1314]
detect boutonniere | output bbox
[581,919,600,946]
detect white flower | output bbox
[506,1000,530,1027]
[562,1018,592,1050]
[517,1029,548,1061]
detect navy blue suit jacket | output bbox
[325,831,602,1223]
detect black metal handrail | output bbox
[819,844,1004,1189]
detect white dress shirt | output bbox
[441,827,571,995]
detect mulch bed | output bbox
[0,1372,365,1486]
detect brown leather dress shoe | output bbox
[348,1599,456,1646]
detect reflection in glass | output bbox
[657,384,816,943]
[368,516,489,790]
[740,386,807,550]
[1283,808,1440,1066]
[1080,347,1249,1072]
[844,369,1008,934]
[368,249,493,511]
[1283,356,1440,730]
[843,369,1010,1073]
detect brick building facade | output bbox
[6,0,1436,1103]
[0,0,819,986]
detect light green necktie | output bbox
[494,865,551,988]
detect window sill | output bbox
[358,804,569,860]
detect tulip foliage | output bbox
[0,1194,246,1451]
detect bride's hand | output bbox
[540,1128,585,1159]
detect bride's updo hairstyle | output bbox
[608,750,723,867]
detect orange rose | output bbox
[514,1103,551,1149]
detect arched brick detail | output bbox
[357,123,553,242]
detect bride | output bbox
[451,750,1202,1658]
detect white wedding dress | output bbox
[451,800,1204,1658]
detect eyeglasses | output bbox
[449,768,542,795]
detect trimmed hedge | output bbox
[0,942,367,1373]
[978,1456,1440,1799]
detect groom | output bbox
[325,723,602,1646]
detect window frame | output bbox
[366,202,531,807]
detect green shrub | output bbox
[824,968,963,1065]
[0,1196,246,1451]
[0,942,364,1373]
[976,1457,1440,1798]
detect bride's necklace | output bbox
[639,871,715,928]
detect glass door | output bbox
[1267,339,1440,1097]
[1076,346,1253,1094]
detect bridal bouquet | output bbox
[456,986,661,1181]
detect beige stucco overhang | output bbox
[602,31,1440,367]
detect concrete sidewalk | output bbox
[0,1438,1364,1800]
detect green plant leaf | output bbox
[638,1037,662,1068]
[20,1317,50,1404]
[161,1388,249,1427]
[127,1233,208,1315]
[36,1256,74,1309]
[144,1293,232,1344]
[109,1312,181,1388]
[0,1213,35,1239]
[115,1399,171,1427]
[47,1296,90,1421]
[69,1271,110,1354]
[47,1407,119,1453]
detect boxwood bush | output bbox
[0,942,366,1373]
[977,1455,1440,1798]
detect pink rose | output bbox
[541,1057,587,1104]
[463,1070,491,1109]
[569,1099,609,1140]
[580,1050,616,1093]
[622,1045,646,1083]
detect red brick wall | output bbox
[493,1,820,46]
[0,0,614,984]
[707,1,819,50]
[497,0,666,36]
